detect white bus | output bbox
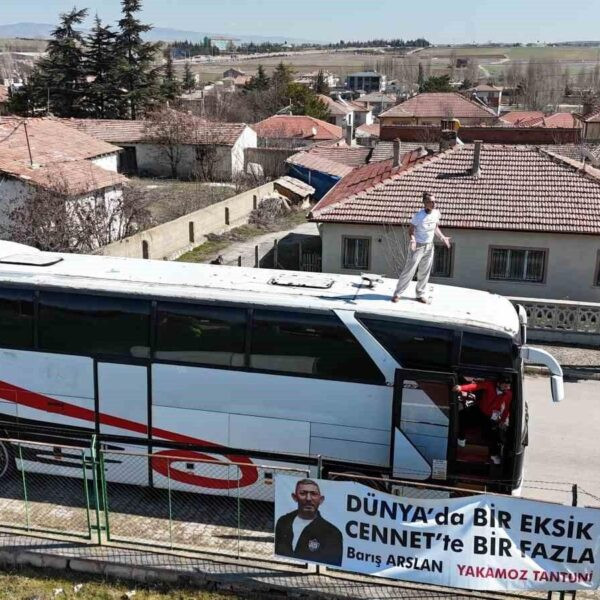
[0,241,562,496]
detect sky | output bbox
[1,0,599,45]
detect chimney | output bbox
[472,140,482,176]
[439,129,458,152]
[582,99,594,117]
[393,139,401,167]
[344,123,354,146]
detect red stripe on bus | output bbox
[0,380,259,489]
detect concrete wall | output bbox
[0,177,29,228]
[91,153,119,172]
[583,121,600,141]
[320,222,600,302]
[98,180,279,260]
[244,147,296,178]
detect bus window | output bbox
[250,310,385,384]
[460,332,513,368]
[359,318,453,370]
[155,303,246,367]
[38,293,150,357]
[0,288,34,349]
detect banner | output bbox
[274,476,600,591]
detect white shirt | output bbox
[292,516,312,550]
[411,208,441,244]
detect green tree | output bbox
[160,52,181,101]
[271,61,294,90]
[313,69,330,94]
[29,7,89,116]
[116,0,162,119]
[244,64,270,92]
[82,15,122,118]
[182,61,196,93]
[420,74,452,93]
[287,83,330,120]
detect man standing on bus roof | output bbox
[275,479,343,566]
[453,374,513,465]
[391,192,451,305]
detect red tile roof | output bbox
[62,115,247,146]
[311,148,427,215]
[310,144,600,234]
[0,117,119,162]
[356,123,380,138]
[500,111,544,126]
[501,111,579,128]
[380,93,497,120]
[302,144,372,167]
[286,151,354,178]
[580,107,600,123]
[253,115,343,141]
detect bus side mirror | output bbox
[550,375,564,403]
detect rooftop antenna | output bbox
[22,121,34,167]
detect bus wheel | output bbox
[0,440,15,480]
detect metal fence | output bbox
[0,437,93,539]
[100,449,310,561]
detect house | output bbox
[223,68,246,79]
[295,71,339,88]
[222,74,252,89]
[379,92,498,127]
[466,84,503,115]
[63,116,257,181]
[0,117,126,241]
[0,85,9,116]
[353,92,398,117]
[500,111,545,127]
[346,71,386,93]
[577,106,600,141]
[318,95,353,129]
[273,175,315,208]
[252,115,343,149]
[310,142,600,302]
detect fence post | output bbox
[17,443,30,531]
[572,484,578,507]
[273,239,278,269]
[90,435,103,545]
[255,245,259,268]
[167,458,174,550]
[237,466,242,559]
[225,206,230,226]
[81,448,93,539]
[100,450,110,541]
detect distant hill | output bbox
[0,22,320,45]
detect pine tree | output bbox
[29,7,89,116]
[271,61,294,90]
[182,61,196,93]
[82,16,121,118]
[313,70,330,94]
[160,52,181,101]
[244,64,270,93]
[116,0,162,119]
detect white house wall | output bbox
[231,126,257,177]
[320,222,600,302]
[91,153,119,173]
[0,177,29,229]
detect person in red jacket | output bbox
[452,374,512,465]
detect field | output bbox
[183,44,600,83]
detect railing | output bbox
[509,297,600,341]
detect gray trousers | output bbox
[394,242,435,298]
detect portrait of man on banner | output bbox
[274,478,343,566]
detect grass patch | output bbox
[0,566,237,599]
[178,209,310,264]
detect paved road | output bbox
[522,375,600,506]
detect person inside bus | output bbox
[452,374,512,465]
[391,192,451,305]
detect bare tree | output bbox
[1,171,153,253]
[143,107,197,178]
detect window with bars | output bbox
[342,237,370,270]
[488,247,547,283]
[432,243,453,277]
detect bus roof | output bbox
[0,242,519,337]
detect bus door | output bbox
[96,361,150,485]
[391,369,457,483]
